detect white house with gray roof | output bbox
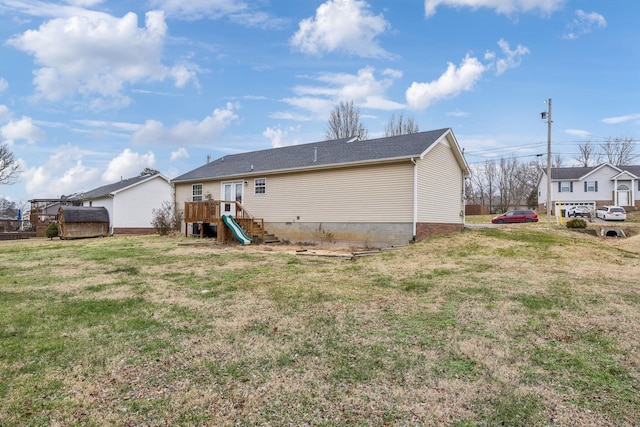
[73,173,172,234]
[538,163,640,216]
[172,128,470,247]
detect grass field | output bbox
[1,223,639,426]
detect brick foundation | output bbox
[415,223,464,241]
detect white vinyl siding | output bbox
[243,162,414,223]
[111,177,172,228]
[83,176,172,230]
[416,140,464,224]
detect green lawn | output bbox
[1,227,639,426]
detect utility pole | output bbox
[541,99,553,222]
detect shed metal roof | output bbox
[172,128,462,183]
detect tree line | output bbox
[466,138,638,214]
[1,102,637,216]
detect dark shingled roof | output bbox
[551,164,640,180]
[75,174,159,200]
[59,206,109,223]
[172,128,454,183]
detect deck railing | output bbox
[184,200,265,242]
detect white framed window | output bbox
[584,180,598,192]
[254,178,266,194]
[559,181,573,193]
[192,184,203,201]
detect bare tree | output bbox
[600,137,637,166]
[325,100,368,140]
[484,160,498,213]
[553,153,564,168]
[574,139,601,167]
[466,157,540,214]
[0,136,21,185]
[384,113,419,137]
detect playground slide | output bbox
[222,215,252,245]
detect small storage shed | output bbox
[58,206,109,239]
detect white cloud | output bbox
[563,9,606,40]
[170,147,189,161]
[22,143,101,197]
[406,55,486,109]
[0,77,8,92]
[281,66,404,120]
[263,126,300,148]
[446,110,469,117]
[0,105,10,122]
[149,0,286,28]
[66,0,106,6]
[7,10,196,106]
[602,114,640,125]
[424,0,566,17]
[1,116,46,144]
[150,0,245,20]
[102,149,155,182]
[565,128,591,138]
[291,0,391,58]
[405,39,527,110]
[493,39,529,75]
[20,143,159,198]
[27,161,100,197]
[132,102,239,145]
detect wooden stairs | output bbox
[184,200,280,244]
[247,219,280,244]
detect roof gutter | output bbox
[171,155,418,184]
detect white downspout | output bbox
[109,193,115,235]
[411,157,417,240]
[461,169,466,223]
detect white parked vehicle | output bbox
[595,205,626,221]
[566,205,592,218]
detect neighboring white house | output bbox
[172,128,470,247]
[538,163,640,216]
[73,173,173,234]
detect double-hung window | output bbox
[192,184,203,201]
[254,178,266,194]
[559,181,573,193]
[584,180,598,192]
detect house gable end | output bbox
[418,129,469,176]
[578,163,621,180]
[612,171,639,180]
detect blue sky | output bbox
[0,0,638,202]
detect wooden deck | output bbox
[184,201,278,244]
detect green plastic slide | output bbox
[222,215,252,245]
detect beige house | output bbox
[172,128,470,247]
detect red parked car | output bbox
[491,209,538,224]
